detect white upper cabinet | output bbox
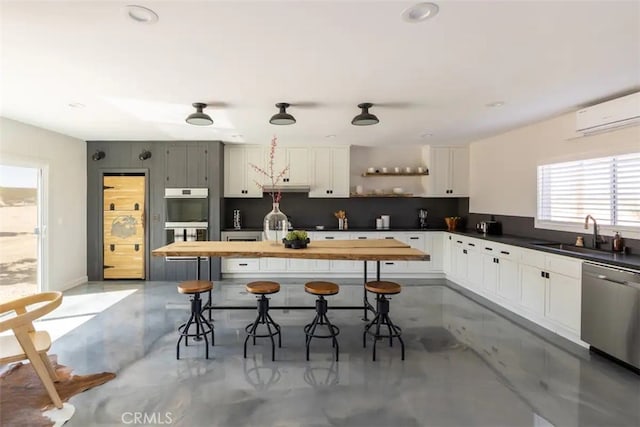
[224,145,264,198]
[424,146,469,196]
[270,146,310,185]
[309,146,350,198]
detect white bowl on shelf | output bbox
[392,187,404,194]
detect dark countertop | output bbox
[449,230,640,271]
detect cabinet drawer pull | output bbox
[239,263,248,267]
[358,236,367,239]
[463,249,467,254]
[385,262,394,265]
[456,240,463,244]
[541,271,545,278]
[468,243,475,247]
[410,237,419,240]
[325,236,335,240]
[385,237,394,239]
[485,247,493,251]
[500,251,510,255]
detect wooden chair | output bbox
[0,292,64,409]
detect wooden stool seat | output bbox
[178,280,213,294]
[365,281,401,295]
[246,281,280,294]
[305,281,339,296]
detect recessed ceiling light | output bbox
[325,134,336,138]
[125,5,159,24]
[401,2,439,23]
[486,101,505,108]
[420,133,433,138]
[68,102,85,108]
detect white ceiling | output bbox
[1,1,639,146]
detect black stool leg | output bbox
[244,294,281,361]
[363,293,404,361]
[177,291,214,360]
[305,296,340,362]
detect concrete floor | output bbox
[43,279,639,427]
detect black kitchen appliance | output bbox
[477,220,502,235]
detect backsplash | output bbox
[469,213,639,255]
[224,194,469,230]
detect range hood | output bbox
[262,184,310,193]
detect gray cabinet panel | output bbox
[165,144,188,187]
[187,143,208,187]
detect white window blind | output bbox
[537,152,640,228]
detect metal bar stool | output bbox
[244,281,282,361]
[363,281,405,361]
[304,281,340,361]
[176,280,214,360]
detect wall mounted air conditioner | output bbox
[575,92,640,135]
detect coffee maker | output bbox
[418,209,428,229]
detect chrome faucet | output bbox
[584,215,602,249]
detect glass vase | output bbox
[263,202,288,245]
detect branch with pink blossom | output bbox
[249,136,290,204]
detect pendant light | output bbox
[185,102,213,126]
[351,103,379,126]
[269,102,296,125]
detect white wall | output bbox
[469,112,640,217]
[0,117,87,292]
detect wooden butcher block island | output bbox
[152,239,430,261]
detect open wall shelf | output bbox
[361,172,428,177]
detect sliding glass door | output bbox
[0,164,42,302]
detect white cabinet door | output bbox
[466,246,483,290]
[428,146,469,196]
[309,148,333,197]
[260,257,287,272]
[450,147,469,196]
[310,147,350,198]
[221,258,260,272]
[330,147,350,197]
[224,145,264,197]
[497,257,520,303]
[520,264,546,315]
[482,254,498,294]
[430,147,451,196]
[245,146,265,197]
[443,233,453,274]
[454,245,468,281]
[285,147,310,185]
[224,146,248,197]
[426,232,443,272]
[546,272,581,333]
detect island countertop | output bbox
[152,239,430,261]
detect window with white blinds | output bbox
[537,152,640,228]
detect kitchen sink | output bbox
[532,242,610,255]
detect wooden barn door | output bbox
[103,175,145,279]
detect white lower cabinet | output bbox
[519,264,546,316]
[545,272,581,333]
[444,232,584,345]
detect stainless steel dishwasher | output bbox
[581,262,640,369]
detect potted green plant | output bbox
[283,230,310,249]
